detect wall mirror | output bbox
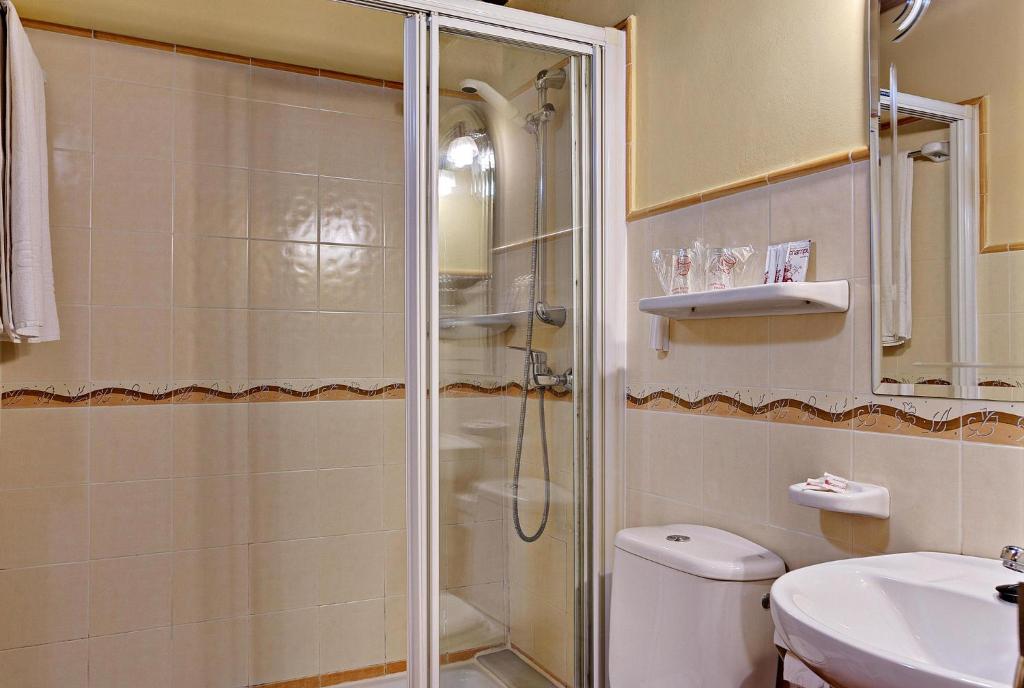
[438,103,495,291]
[870,0,1022,401]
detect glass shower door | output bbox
[426,21,590,688]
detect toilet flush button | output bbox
[666,534,690,543]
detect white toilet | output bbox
[608,524,786,687]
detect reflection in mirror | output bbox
[870,0,1023,400]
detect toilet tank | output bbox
[608,524,785,688]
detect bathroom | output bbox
[0,0,1019,687]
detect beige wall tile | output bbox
[91,230,172,307]
[93,79,173,159]
[0,305,90,382]
[93,40,174,87]
[171,617,250,688]
[173,163,248,238]
[92,156,172,232]
[702,507,853,570]
[172,307,250,381]
[90,480,173,558]
[88,627,172,688]
[382,400,406,465]
[172,546,249,625]
[382,184,404,249]
[27,29,92,78]
[769,165,853,281]
[770,311,852,391]
[962,443,1024,558]
[0,563,88,650]
[701,186,770,265]
[90,554,172,636]
[249,102,318,175]
[173,236,249,308]
[384,595,406,663]
[320,177,383,246]
[173,476,250,549]
[91,307,172,380]
[249,608,318,685]
[625,489,701,529]
[318,532,386,605]
[249,402,317,473]
[318,466,383,536]
[248,310,318,380]
[251,67,318,109]
[319,599,385,674]
[382,464,405,532]
[0,485,88,568]
[316,400,385,469]
[249,471,319,543]
[444,521,502,588]
[851,278,873,394]
[173,54,250,98]
[318,78,402,121]
[701,416,769,520]
[51,228,91,304]
[768,424,854,541]
[382,314,405,379]
[318,111,385,181]
[852,432,960,554]
[645,411,702,505]
[384,249,404,314]
[384,530,406,598]
[46,75,92,153]
[702,317,770,387]
[249,240,318,310]
[172,403,249,477]
[49,149,92,228]
[852,160,871,279]
[174,91,249,167]
[319,245,383,313]
[0,407,88,488]
[317,312,383,378]
[250,538,320,614]
[0,639,88,688]
[250,171,317,242]
[91,406,172,482]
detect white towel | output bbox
[879,153,913,347]
[0,1,58,343]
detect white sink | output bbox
[771,552,1021,688]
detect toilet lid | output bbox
[614,524,786,581]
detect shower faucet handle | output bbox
[507,345,547,365]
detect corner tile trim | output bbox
[0,381,572,408]
[626,388,1024,447]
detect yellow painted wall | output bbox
[509,0,868,211]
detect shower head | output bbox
[458,78,525,129]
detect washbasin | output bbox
[771,552,1021,688]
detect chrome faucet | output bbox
[1003,545,1024,573]
[508,346,572,389]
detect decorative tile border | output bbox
[0,380,573,409]
[626,385,1024,447]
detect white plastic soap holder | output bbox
[788,480,890,519]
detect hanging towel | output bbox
[0,0,58,343]
[879,152,913,347]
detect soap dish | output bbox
[788,480,890,519]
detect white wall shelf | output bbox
[638,280,849,320]
[788,480,890,519]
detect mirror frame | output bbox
[867,0,1020,402]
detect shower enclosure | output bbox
[0,1,621,687]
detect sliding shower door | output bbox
[409,15,593,688]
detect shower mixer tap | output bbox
[508,346,572,390]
